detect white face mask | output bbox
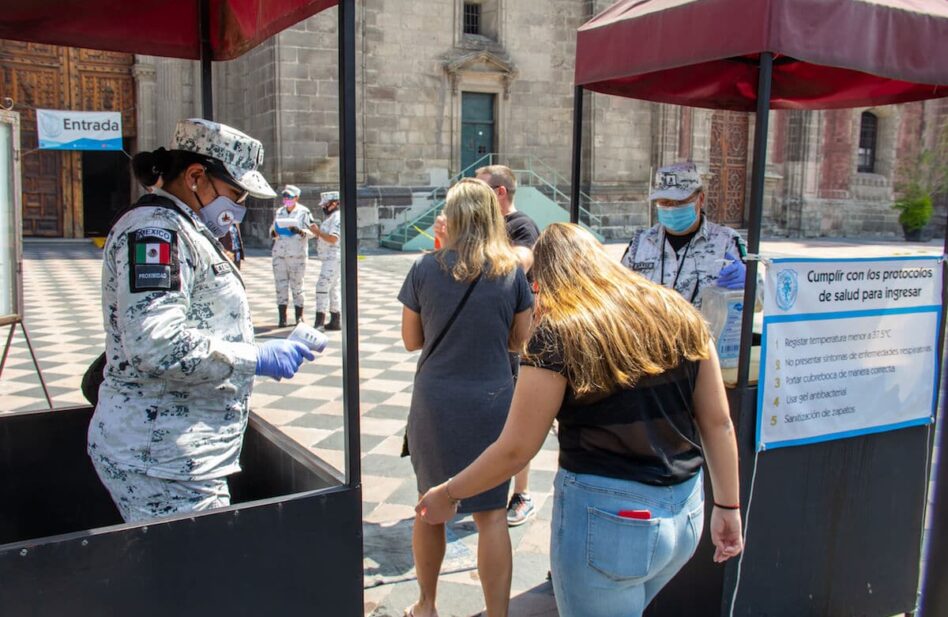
[198,196,247,237]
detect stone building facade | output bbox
[5,1,946,243]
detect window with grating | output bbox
[857,111,878,173]
[786,110,807,162]
[463,3,481,35]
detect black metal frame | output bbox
[0,1,365,614]
[569,51,946,617]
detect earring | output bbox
[191,185,197,191]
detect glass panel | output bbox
[0,120,16,318]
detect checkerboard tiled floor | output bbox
[1,241,559,617]
[5,237,941,617]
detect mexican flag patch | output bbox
[136,242,171,264]
[128,227,180,293]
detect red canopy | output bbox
[0,0,338,60]
[575,0,948,110]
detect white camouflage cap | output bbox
[649,161,703,202]
[171,118,277,199]
[319,191,340,206]
[282,184,301,198]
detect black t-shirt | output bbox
[505,211,540,252]
[521,327,704,486]
[505,210,540,378]
[665,227,699,253]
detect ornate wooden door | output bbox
[0,42,134,237]
[68,48,136,237]
[707,110,749,227]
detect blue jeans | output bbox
[550,468,704,617]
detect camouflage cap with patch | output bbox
[171,118,277,199]
[649,161,703,202]
[319,191,340,206]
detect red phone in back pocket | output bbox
[618,509,651,520]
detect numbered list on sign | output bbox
[758,257,940,450]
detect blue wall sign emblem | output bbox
[775,269,799,311]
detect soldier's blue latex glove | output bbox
[255,340,315,380]
[716,251,746,289]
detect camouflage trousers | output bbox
[273,255,307,307]
[315,257,341,313]
[91,454,230,523]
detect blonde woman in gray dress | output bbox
[399,178,534,617]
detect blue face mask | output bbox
[657,202,698,234]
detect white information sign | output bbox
[757,256,941,450]
[36,109,122,151]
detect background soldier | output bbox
[310,191,342,331]
[270,184,314,327]
[621,161,747,307]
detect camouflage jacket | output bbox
[88,189,257,481]
[317,209,341,260]
[270,203,314,259]
[620,218,746,309]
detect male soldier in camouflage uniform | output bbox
[89,119,314,522]
[310,191,342,331]
[621,162,747,308]
[270,184,314,327]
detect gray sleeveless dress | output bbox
[398,251,533,513]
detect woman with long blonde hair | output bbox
[417,223,743,617]
[399,178,534,617]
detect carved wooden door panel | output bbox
[707,110,749,227]
[67,48,136,237]
[0,43,135,237]
[0,42,67,236]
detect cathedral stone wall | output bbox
[127,2,948,247]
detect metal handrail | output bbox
[381,153,606,246]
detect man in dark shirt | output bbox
[476,164,540,527]
[476,164,540,277]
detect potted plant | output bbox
[892,125,948,241]
[892,189,933,241]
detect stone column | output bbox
[131,59,157,152]
[157,59,187,146]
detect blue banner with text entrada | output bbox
[757,256,941,451]
[36,109,122,151]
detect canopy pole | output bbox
[569,85,584,225]
[737,52,772,388]
[918,200,948,617]
[338,0,361,488]
[199,0,213,120]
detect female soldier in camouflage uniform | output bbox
[310,191,342,331]
[89,119,315,523]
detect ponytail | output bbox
[131,147,208,189]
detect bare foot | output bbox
[404,604,439,617]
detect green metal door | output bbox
[461,92,494,176]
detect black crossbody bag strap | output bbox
[416,274,482,372]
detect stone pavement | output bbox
[1,240,559,617]
[1,236,940,617]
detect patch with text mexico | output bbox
[127,227,180,293]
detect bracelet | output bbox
[713,502,740,510]
[444,478,461,505]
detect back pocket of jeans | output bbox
[586,507,661,581]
